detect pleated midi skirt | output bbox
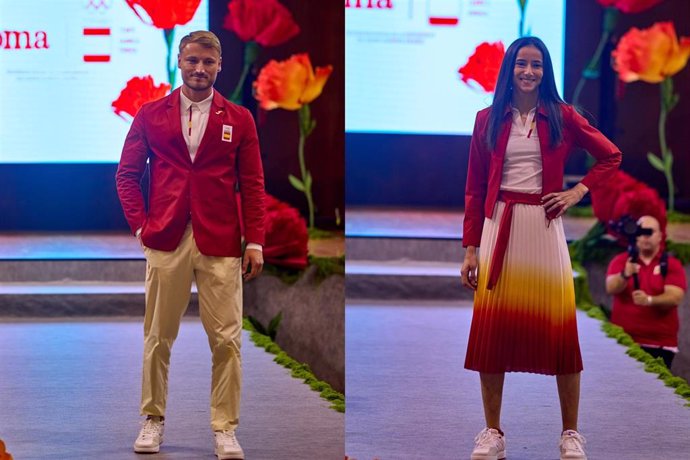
[464,200,583,375]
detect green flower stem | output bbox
[297,104,316,229]
[517,0,528,37]
[656,78,676,211]
[230,41,260,105]
[164,29,176,89]
[572,7,619,106]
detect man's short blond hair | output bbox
[179,30,222,56]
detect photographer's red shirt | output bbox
[607,252,687,348]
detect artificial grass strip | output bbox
[243,318,345,413]
[572,262,690,406]
[261,255,345,285]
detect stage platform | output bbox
[0,232,343,316]
[346,207,690,300]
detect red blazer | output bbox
[116,88,265,257]
[463,104,621,248]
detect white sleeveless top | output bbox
[500,107,542,194]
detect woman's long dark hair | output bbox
[486,36,564,151]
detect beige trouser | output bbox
[141,223,243,431]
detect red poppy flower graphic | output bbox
[112,76,171,120]
[125,0,202,29]
[458,41,505,93]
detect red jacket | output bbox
[116,88,265,257]
[463,104,621,247]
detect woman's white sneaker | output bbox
[471,427,506,460]
[560,429,587,460]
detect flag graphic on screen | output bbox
[83,27,111,62]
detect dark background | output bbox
[346,0,690,211]
[0,0,344,231]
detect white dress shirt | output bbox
[180,90,213,163]
[500,107,543,194]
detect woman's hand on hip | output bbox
[461,246,479,291]
[542,183,589,218]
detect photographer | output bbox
[605,215,686,368]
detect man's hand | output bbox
[242,248,264,281]
[135,228,144,251]
[632,290,651,306]
[461,246,479,291]
[623,257,639,278]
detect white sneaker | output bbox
[560,429,587,460]
[471,427,506,460]
[214,430,244,460]
[133,417,164,453]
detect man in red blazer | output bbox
[116,30,265,460]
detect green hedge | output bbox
[243,318,345,413]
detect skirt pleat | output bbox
[464,201,583,375]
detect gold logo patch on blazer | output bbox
[222,124,233,142]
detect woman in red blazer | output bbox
[460,37,621,460]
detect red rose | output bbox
[591,170,640,223]
[263,195,309,269]
[458,41,505,93]
[612,21,690,84]
[223,0,300,47]
[112,76,171,120]
[235,193,308,269]
[125,0,202,29]
[596,0,663,13]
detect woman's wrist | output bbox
[620,270,631,280]
[574,182,589,199]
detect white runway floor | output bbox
[346,301,690,460]
[0,318,344,460]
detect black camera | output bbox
[609,215,653,250]
[608,215,653,289]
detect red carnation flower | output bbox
[458,41,505,93]
[112,76,171,120]
[125,0,202,29]
[223,0,300,47]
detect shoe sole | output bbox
[133,439,162,454]
[470,450,506,460]
[133,445,160,454]
[215,452,244,460]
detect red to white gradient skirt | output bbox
[464,200,583,375]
